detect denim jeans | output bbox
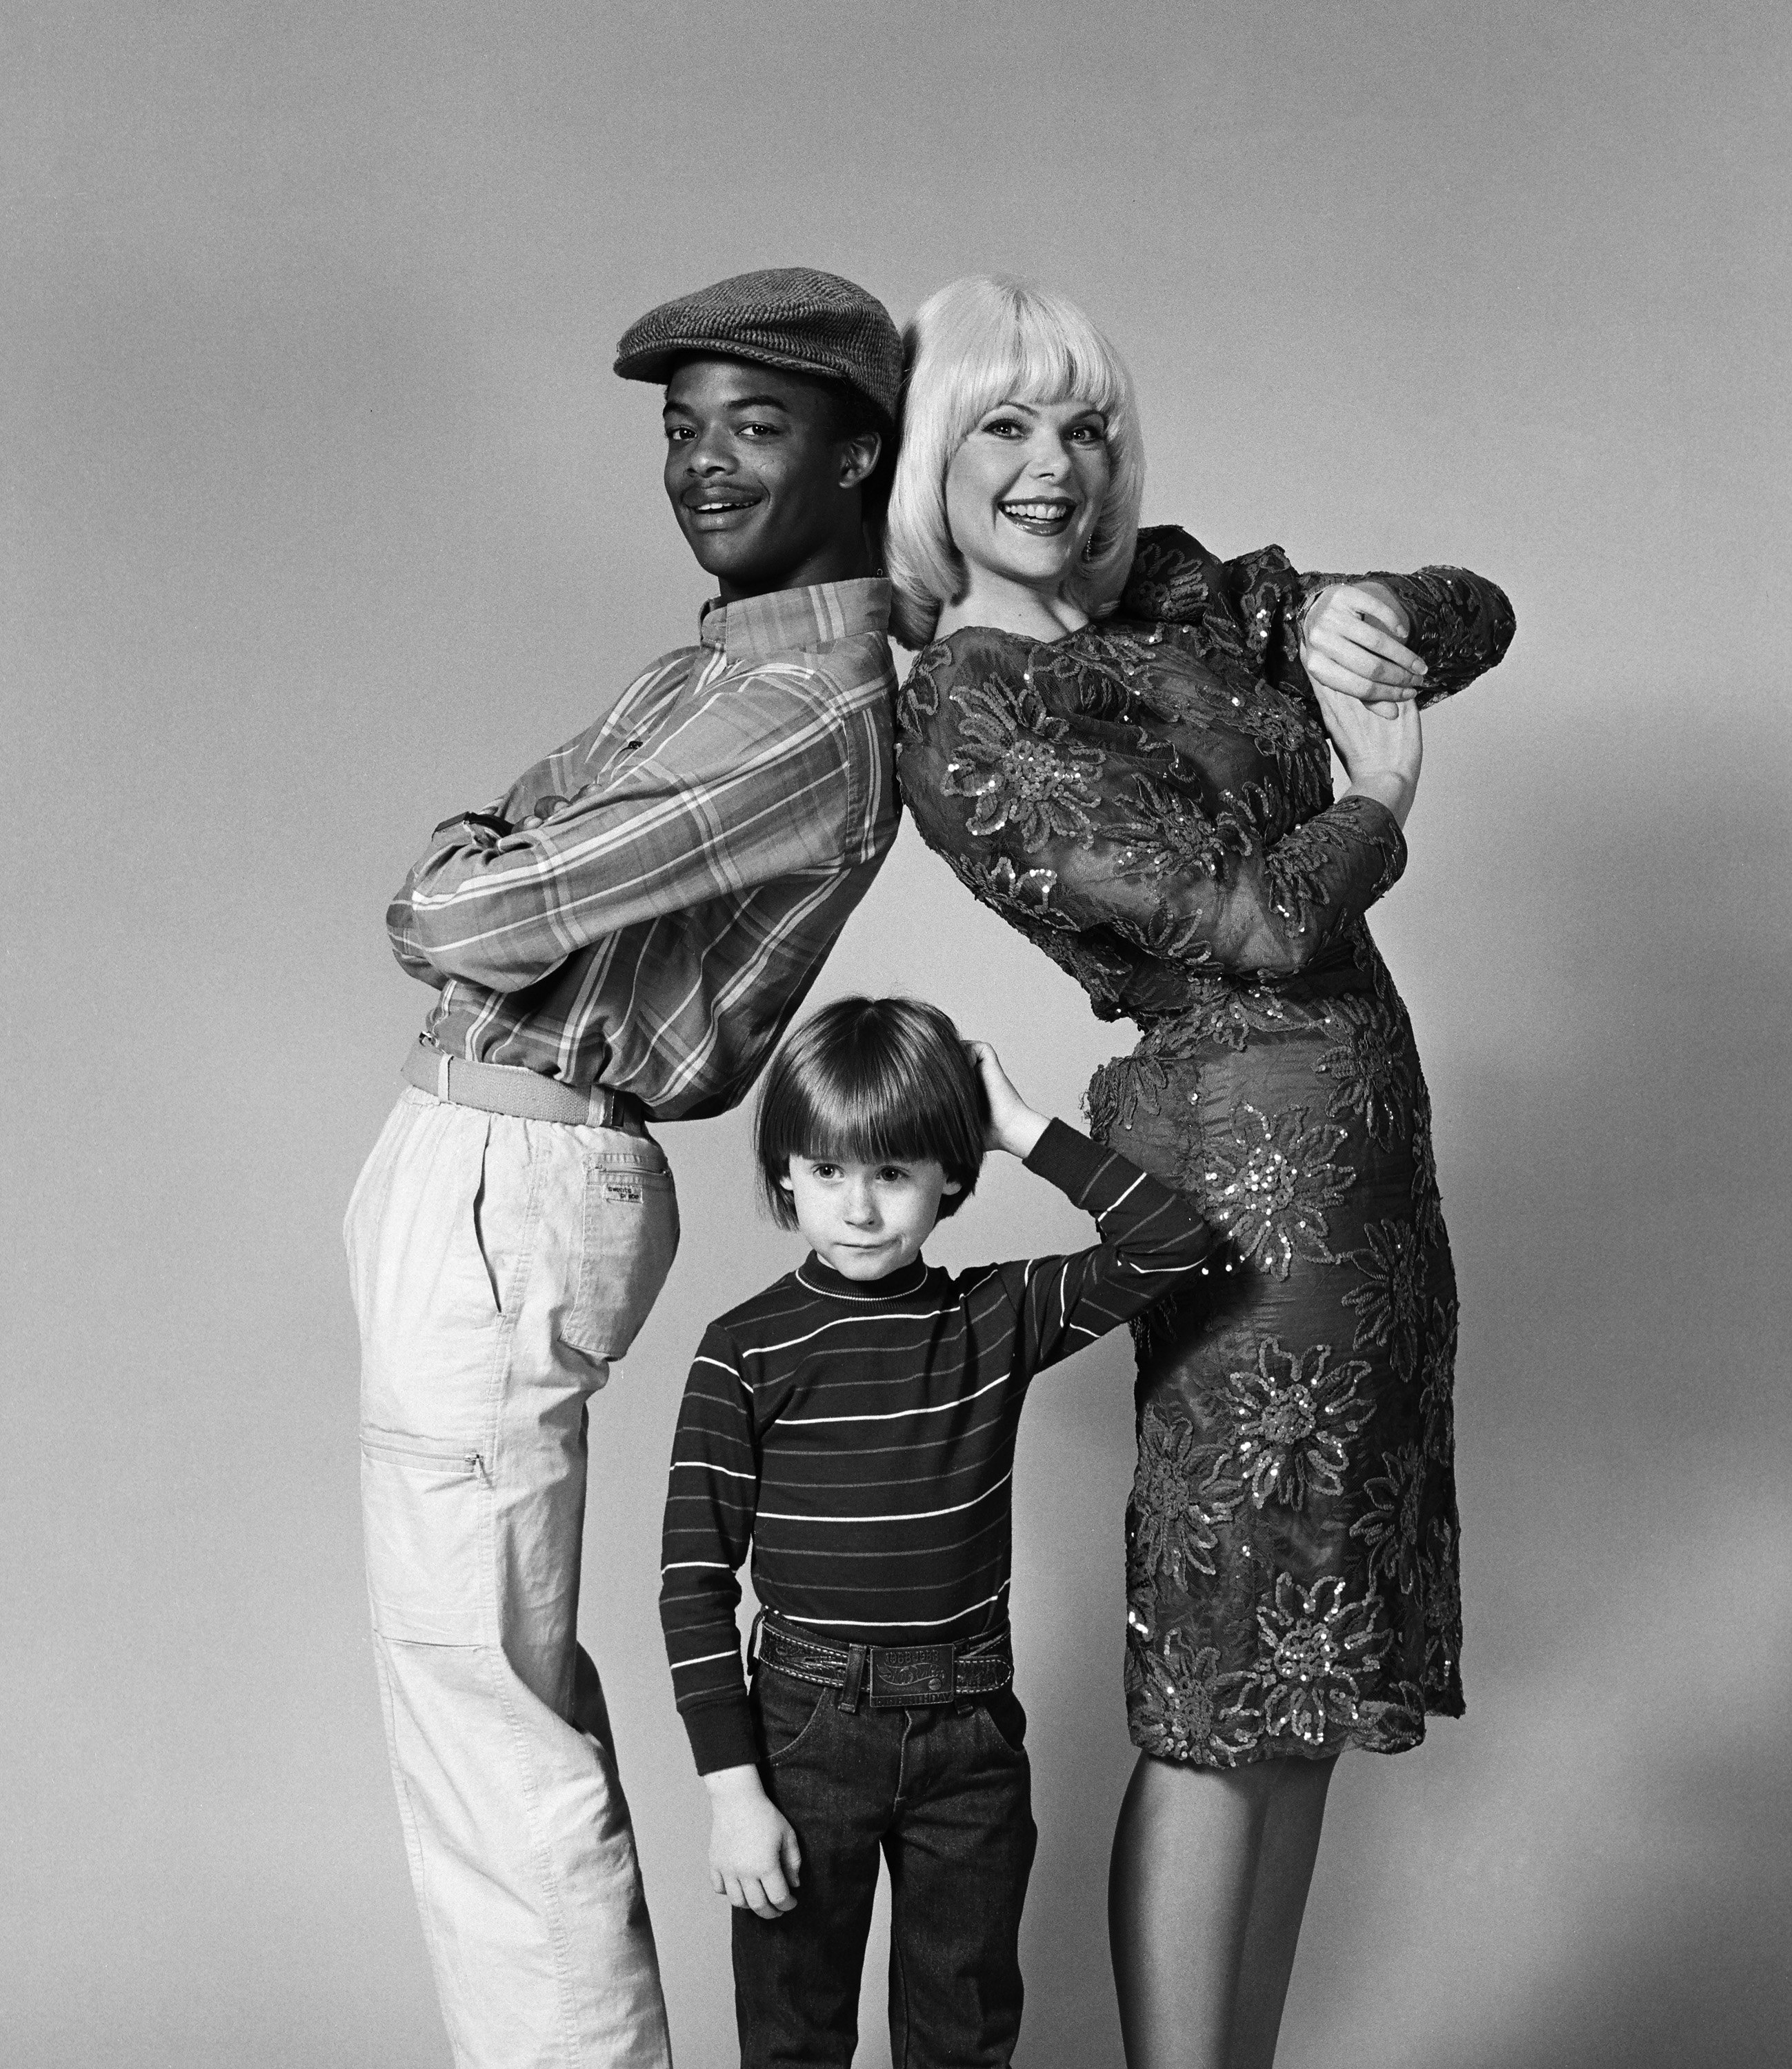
[346,1087,680,2069]
[734,1659,1037,2068]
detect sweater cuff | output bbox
[684,1693,759,1777]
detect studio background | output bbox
[6,4,1788,2064]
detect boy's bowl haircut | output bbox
[755,997,988,1229]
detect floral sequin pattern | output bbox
[1235,1573,1388,1750]
[1342,1219,1428,1383]
[1418,1292,1459,1468]
[945,852,1079,933]
[1419,1517,1464,1689]
[1126,1630,1253,1766]
[895,650,945,733]
[1264,800,1404,941]
[1109,776,1251,884]
[1350,1444,1426,1595]
[1408,1085,1448,1252]
[939,677,1106,850]
[890,528,1513,1768]
[1129,1408,1245,1579]
[1227,1339,1372,1508]
[1316,999,1414,1150]
[1191,1105,1353,1279]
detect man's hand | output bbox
[1300,581,1426,715]
[966,1041,1050,1160]
[705,1766,802,1919]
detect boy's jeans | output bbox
[346,1087,679,2069]
[735,1659,1037,2068]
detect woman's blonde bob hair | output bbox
[885,275,1144,650]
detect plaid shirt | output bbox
[388,578,898,1120]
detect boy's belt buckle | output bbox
[868,1641,956,1708]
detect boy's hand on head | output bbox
[704,1765,802,1919]
[966,1041,1050,1161]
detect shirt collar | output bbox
[699,577,893,662]
[796,1253,933,1304]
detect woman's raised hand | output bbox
[966,1041,1050,1160]
[1300,581,1426,714]
[1313,681,1423,830]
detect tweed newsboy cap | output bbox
[614,267,902,422]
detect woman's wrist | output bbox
[1342,770,1416,829]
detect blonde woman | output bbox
[887,276,1515,2069]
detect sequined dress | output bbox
[894,528,1515,1766]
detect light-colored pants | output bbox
[345,1086,680,2069]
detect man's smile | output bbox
[681,486,766,529]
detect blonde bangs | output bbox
[932,283,1132,452]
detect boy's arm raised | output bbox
[1008,1124,1219,1376]
[968,1043,1219,1378]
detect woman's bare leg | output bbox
[1228,1757,1335,2069]
[1108,1753,1337,2069]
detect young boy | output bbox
[659,997,1220,2068]
[348,270,904,2069]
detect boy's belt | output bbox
[754,1612,1013,1712]
[404,1039,650,1136]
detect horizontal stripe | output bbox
[783,1588,1011,1631]
[755,1469,1014,1528]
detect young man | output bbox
[345,269,904,2069]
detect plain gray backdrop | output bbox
[6,3,1789,2064]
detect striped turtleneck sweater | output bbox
[659,1119,1218,1772]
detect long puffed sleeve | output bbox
[1119,527,1515,706]
[895,630,1406,1014]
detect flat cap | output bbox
[614,267,902,422]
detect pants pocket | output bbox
[563,1157,679,1363]
[361,1428,492,1645]
[753,1669,833,1768]
[977,1688,1030,1758]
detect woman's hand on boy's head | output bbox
[966,1041,1050,1161]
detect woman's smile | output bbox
[998,495,1079,535]
[943,394,1113,608]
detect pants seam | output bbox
[480,1143,597,2064]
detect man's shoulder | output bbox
[620,640,708,703]
[721,634,896,719]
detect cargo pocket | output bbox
[562,1156,679,1364]
[360,1428,492,1646]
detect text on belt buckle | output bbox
[869,1641,956,1708]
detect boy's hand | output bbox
[704,1765,802,1919]
[966,1041,1050,1160]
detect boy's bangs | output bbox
[793,1081,950,1172]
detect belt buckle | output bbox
[870,1641,956,1708]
